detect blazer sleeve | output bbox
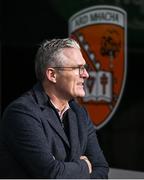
[1,102,90,179]
[82,108,109,179]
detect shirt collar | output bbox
[50,100,70,119]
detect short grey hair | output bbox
[35,38,80,81]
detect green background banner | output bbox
[51,0,144,45]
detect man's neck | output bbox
[50,99,70,119]
[42,81,69,112]
[50,98,69,112]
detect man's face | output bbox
[55,48,89,100]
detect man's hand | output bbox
[80,155,92,174]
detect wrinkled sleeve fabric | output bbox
[1,102,90,179]
[82,108,109,179]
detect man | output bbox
[0,38,109,178]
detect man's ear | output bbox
[46,68,56,83]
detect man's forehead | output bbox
[62,47,82,58]
[62,48,85,64]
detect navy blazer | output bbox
[0,83,109,178]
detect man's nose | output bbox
[81,68,89,78]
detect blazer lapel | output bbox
[42,107,70,148]
[32,83,70,147]
[69,100,87,152]
[67,109,81,161]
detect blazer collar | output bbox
[32,82,86,150]
[32,82,49,109]
[42,107,70,147]
[32,82,70,147]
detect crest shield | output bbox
[69,5,127,129]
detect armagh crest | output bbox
[68,5,127,129]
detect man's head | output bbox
[35,38,89,100]
[35,38,81,81]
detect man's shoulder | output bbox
[3,87,38,116]
[13,89,36,106]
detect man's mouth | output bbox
[77,82,84,88]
